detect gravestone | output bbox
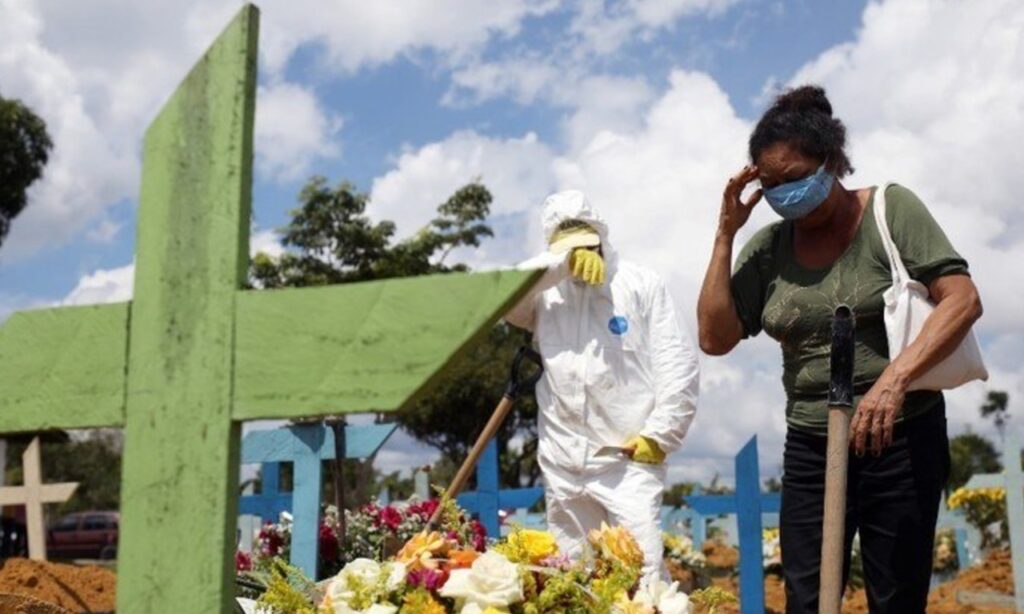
[935,496,978,570]
[682,436,779,614]
[239,422,396,576]
[0,5,543,611]
[0,438,79,560]
[456,440,544,537]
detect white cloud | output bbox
[570,0,741,56]
[255,82,342,182]
[60,262,135,306]
[364,0,1024,482]
[55,229,284,307]
[369,130,559,265]
[250,229,286,259]
[0,0,559,260]
[786,0,1024,336]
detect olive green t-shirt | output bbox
[731,184,969,435]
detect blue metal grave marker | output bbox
[683,436,779,614]
[662,486,711,546]
[935,496,978,570]
[240,422,397,577]
[457,440,544,537]
[240,462,292,522]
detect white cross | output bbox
[0,437,79,560]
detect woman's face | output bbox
[756,140,837,228]
[755,141,821,189]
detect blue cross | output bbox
[457,440,545,537]
[682,436,779,614]
[240,422,396,577]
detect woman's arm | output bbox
[697,165,762,355]
[851,274,983,455]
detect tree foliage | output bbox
[980,390,1010,440]
[0,94,53,247]
[252,177,537,490]
[948,430,1002,492]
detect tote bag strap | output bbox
[872,182,912,286]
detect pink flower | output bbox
[410,499,440,520]
[235,550,253,572]
[407,567,449,592]
[470,520,487,552]
[319,522,339,562]
[380,506,402,531]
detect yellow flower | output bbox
[399,589,446,614]
[588,522,644,569]
[614,590,655,614]
[504,529,558,564]
[396,531,449,571]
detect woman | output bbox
[696,85,982,613]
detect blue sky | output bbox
[2,0,1021,483]
[1,0,869,305]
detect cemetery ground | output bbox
[2,525,1018,612]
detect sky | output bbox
[1,0,1022,486]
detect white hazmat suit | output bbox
[506,190,700,584]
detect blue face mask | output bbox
[763,164,834,220]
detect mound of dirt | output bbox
[0,559,115,613]
[684,546,1016,613]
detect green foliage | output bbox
[251,177,539,491]
[948,430,1002,492]
[251,178,493,288]
[980,390,1010,439]
[689,586,737,613]
[663,482,698,506]
[0,93,53,247]
[254,559,318,614]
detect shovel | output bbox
[429,346,544,527]
[819,305,856,614]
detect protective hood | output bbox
[541,190,612,254]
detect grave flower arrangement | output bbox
[244,497,708,613]
[246,499,488,579]
[948,486,1008,549]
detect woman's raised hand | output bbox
[719,165,762,238]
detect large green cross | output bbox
[0,6,539,612]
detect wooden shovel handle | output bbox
[429,395,515,526]
[819,405,852,614]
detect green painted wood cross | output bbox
[0,5,540,612]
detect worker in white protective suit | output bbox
[505,190,700,585]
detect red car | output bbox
[47,511,118,560]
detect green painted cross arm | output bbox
[233,268,542,420]
[0,303,129,433]
[0,267,541,433]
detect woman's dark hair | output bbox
[749,85,853,177]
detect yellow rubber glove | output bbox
[625,435,666,464]
[569,248,606,286]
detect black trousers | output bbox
[780,404,950,614]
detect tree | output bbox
[980,390,1010,441]
[0,94,53,248]
[948,430,1002,492]
[252,178,539,495]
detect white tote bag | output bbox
[874,183,988,391]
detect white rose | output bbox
[323,559,406,614]
[439,551,523,611]
[633,579,692,614]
